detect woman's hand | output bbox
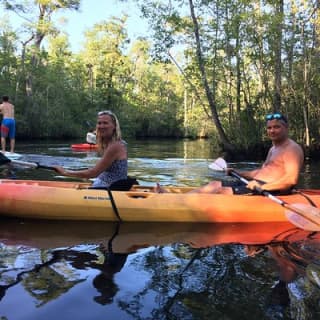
[53,166,67,175]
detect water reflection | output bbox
[0,219,320,318]
[0,166,16,179]
[1,246,128,307]
[244,230,320,319]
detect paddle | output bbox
[209,157,320,231]
[0,152,59,171]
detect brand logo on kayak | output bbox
[84,195,110,200]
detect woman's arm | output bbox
[54,142,126,179]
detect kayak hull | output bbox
[0,179,320,222]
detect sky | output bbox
[1,0,149,52]
[58,0,149,52]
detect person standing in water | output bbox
[0,95,16,153]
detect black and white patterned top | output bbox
[92,159,128,188]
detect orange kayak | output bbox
[0,179,320,223]
[71,143,97,150]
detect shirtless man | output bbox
[0,96,16,153]
[154,113,304,194]
[196,113,304,194]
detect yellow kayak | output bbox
[1,179,320,223]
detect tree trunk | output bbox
[188,0,234,152]
[273,0,283,112]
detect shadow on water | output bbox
[1,139,320,319]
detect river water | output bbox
[1,139,320,319]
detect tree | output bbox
[1,0,80,97]
[80,16,130,109]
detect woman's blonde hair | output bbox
[96,110,122,153]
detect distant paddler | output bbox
[86,128,97,145]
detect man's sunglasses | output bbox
[265,113,287,123]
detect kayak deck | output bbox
[0,179,320,223]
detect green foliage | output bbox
[0,24,18,95]
[1,0,320,155]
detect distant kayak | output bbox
[2,151,22,160]
[71,143,98,150]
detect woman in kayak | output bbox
[54,110,129,189]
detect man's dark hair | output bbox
[2,96,9,102]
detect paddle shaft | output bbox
[229,169,320,225]
[0,153,87,172]
[11,159,58,170]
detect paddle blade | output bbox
[285,203,320,231]
[208,157,227,171]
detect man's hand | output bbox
[246,180,263,191]
[225,168,234,176]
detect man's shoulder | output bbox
[288,138,303,150]
[0,102,13,108]
[286,139,304,159]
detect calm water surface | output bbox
[1,139,320,320]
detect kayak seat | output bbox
[89,177,139,191]
[110,177,139,191]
